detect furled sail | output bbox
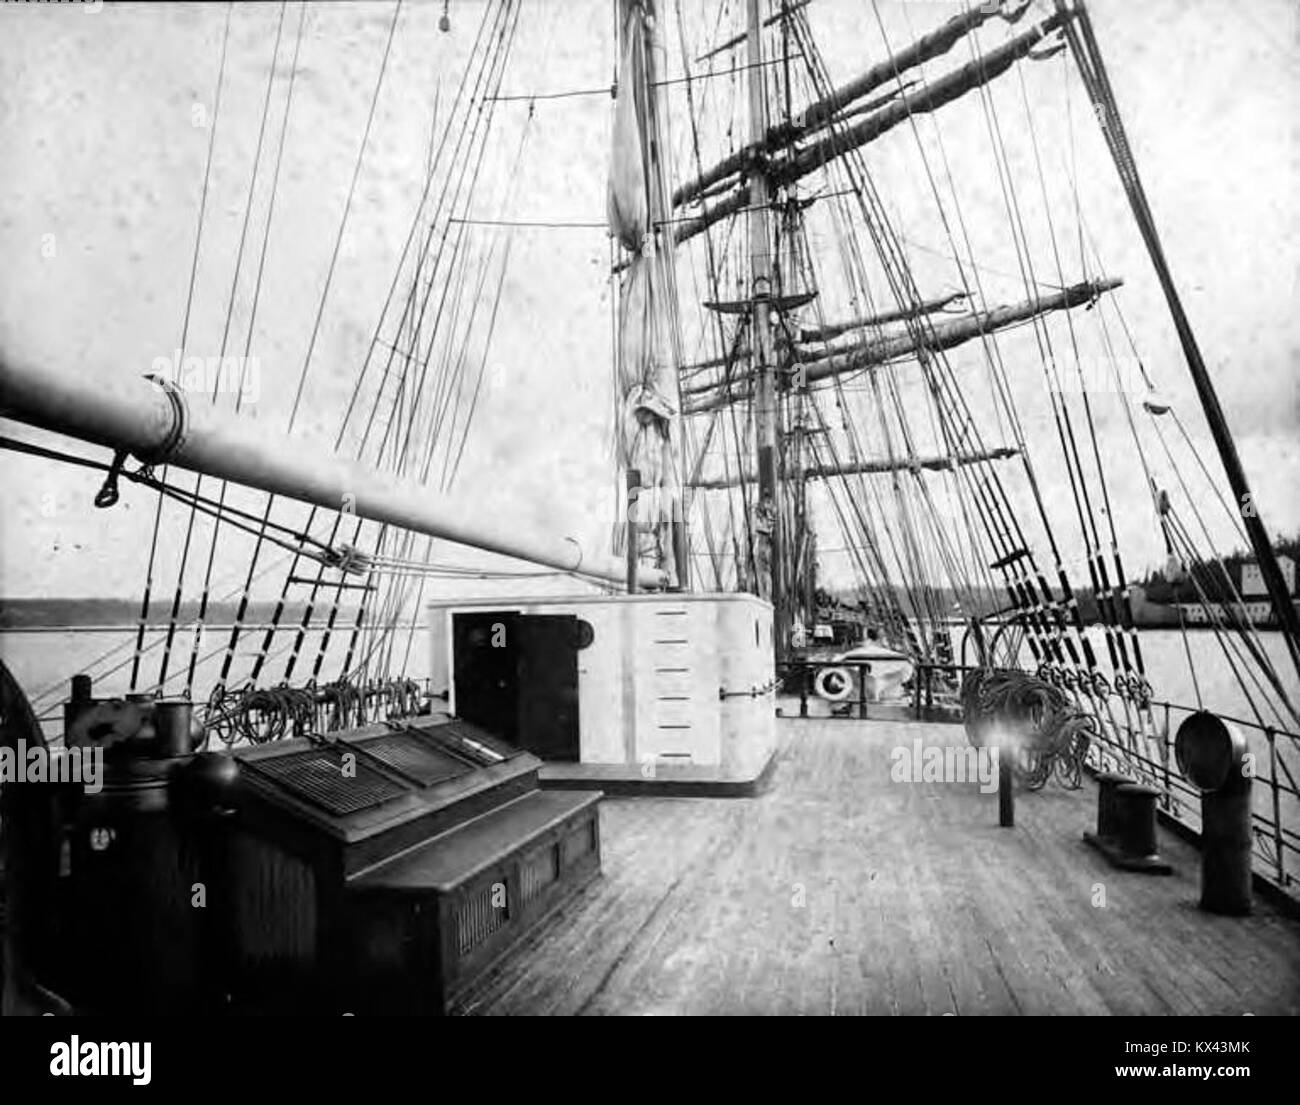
[608,0,685,588]
[607,21,648,250]
[672,0,1031,209]
[671,9,1070,246]
[683,277,1120,411]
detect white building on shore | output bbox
[1178,554,1296,626]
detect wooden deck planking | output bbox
[453,717,1300,1015]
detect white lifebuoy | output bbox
[815,666,854,702]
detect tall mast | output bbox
[1060,0,1300,678]
[608,0,689,592]
[746,0,784,648]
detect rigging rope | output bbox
[130,0,235,693]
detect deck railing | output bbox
[1087,696,1299,897]
[779,658,1299,901]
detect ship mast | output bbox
[745,0,785,652]
[1059,0,1300,678]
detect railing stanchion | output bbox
[1170,702,1180,806]
[999,746,1014,827]
[1267,728,1284,886]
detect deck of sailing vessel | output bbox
[454,710,1300,1016]
[2,0,1298,1020]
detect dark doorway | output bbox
[452,612,521,743]
[451,612,580,762]
[516,616,580,762]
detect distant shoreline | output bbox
[0,598,368,630]
[0,596,1284,633]
[3,623,425,634]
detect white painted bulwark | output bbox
[427,592,776,784]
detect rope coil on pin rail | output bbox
[963,667,1095,791]
[199,675,427,747]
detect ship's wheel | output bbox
[0,659,44,754]
[0,659,47,1013]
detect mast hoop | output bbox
[138,374,189,466]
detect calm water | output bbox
[1,623,431,734]
[2,623,1294,736]
[3,622,1297,879]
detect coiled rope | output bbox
[962,667,1095,790]
[200,676,425,748]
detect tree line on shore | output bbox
[814,533,1300,628]
[1136,534,1298,605]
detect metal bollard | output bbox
[1093,771,1134,846]
[1084,773,1171,873]
[1114,783,1161,860]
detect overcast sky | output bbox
[0,0,1295,600]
